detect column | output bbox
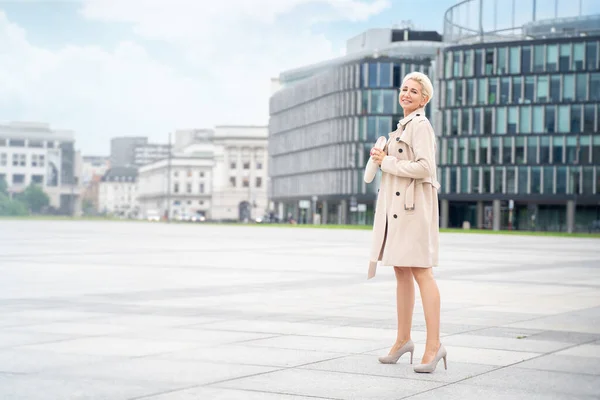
[322,200,328,225]
[476,201,484,229]
[440,199,449,229]
[492,199,501,231]
[339,199,347,225]
[566,200,575,234]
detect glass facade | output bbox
[269,57,433,222]
[439,37,600,231]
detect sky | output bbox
[0,0,597,155]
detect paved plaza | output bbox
[0,220,599,399]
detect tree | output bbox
[17,184,50,213]
[0,193,28,216]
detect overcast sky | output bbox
[0,0,596,155]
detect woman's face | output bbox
[399,79,428,115]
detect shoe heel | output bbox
[410,351,414,364]
[443,355,447,370]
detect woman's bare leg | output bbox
[389,267,415,352]
[411,267,441,364]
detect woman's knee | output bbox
[411,267,433,285]
[394,266,413,280]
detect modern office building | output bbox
[0,121,80,215]
[269,28,443,225]
[437,0,600,232]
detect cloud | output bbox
[0,1,391,153]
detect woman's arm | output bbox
[380,120,436,179]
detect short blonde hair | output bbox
[402,72,434,105]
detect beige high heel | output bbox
[378,339,414,364]
[414,343,447,373]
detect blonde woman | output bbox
[364,72,446,373]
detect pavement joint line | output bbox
[398,337,600,399]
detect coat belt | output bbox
[404,177,441,211]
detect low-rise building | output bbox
[98,167,138,217]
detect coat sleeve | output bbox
[364,139,389,183]
[380,120,436,179]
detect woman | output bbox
[364,71,446,373]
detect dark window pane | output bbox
[520,106,531,134]
[453,51,461,77]
[518,166,528,193]
[467,79,475,106]
[500,77,510,104]
[461,109,470,135]
[503,137,513,164]
[485,49,494,75]
[540,136,550,163]
[509,46,520,74]
[559,44,571,72]
[583,105,595,133]
[574,43,585,71]
[508,107,518,134]
[455,80,463,105]
[531,167,541,194]
[469,138,478,163]
[556,167,567,194]
[566,136,578,163]
[544,106,556,133]
[446,80,454,107]
[533,106,544,133]
[543,166,554,194]
[473,108,482,135]
[450,167,458,193]
[482,167,491,193]
[515,137,526,164]
[568,166,580,194]
[507,167,517,194]
[512,76,522,104]
[464,50,473,76]
[393,65,401,87]
[553,136,564,163]
[590,73,600,101]
[570,105,580,133]
[593,136,600,164]
[537,75,549,102]
[586,41,598,70]
[489,78,497,104]
[478,78,487,104]
[491,138,501,164]
[484,108,492,135]
[451,110,459,136]
[527,137,538,164]
[475,49,483,77]
[459,138,468,164]
[524,76,534,103]
[460,167,469,193]
[558,105,570,134]
[480,138,489,164]
[582,166,594,194]
[472,167,480,193]
[550,75,560,102]
[494,167,503,193]
[497,47,507,74]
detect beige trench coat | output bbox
[364,108,441,280]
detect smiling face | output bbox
[399,78,429,116]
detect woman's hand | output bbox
[370,148,385,165]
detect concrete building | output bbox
[437,0,600,232]
[133,143,170,167]
[98,166,138,217]
[110,137,147,167]
[0,121,80,214]
[137,126,268,221]
[269,28,443,225]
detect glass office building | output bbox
[438,0,600,232]
[269,29,442,224]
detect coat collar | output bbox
[398,107,426,128]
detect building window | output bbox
[508,107,517,134]
[527,137,538,164]
[531,167,541,194]
[584,105,595,133]
[477,78,486,104]
[533,45,544,72]
[12,174,25,184]
[256,177,262,188]
[174,183,179,193]
[464,50,473,76]
[550,75,560,102]
[536,76,549,102]
[496,107,506,134]
[575,74,587,101]
[467,79,475,105]
[558,106,570,133]
[497,47,507,74]
[546,44,558,72]
[186,183,192,193]
[590,73,600,101]
[9,139,25,147]
[0,153,6,166]
[31,154,45,167]
[515,137,525,164]
[587,42,598,70]
[571,105,582,133]
[31,175,43,185]
[553,136,565,164]
[524,76,534,103]
[532,106,544,133]
[559,43,571,72]
[488,78,497,104]
[256,162,263,170]
[242,177,249,188]
[230,162,236,169]
[545,106,556,133]
[574,43,585,71]
[229,177,236,187]
[475,49,483,76]
[563,75,575,101]
[368,63,378,87]
[243,162,250,170]
[509,46,520,74]
[503,137,513,164]
[556,166,567,194]
[199,172,204,178]
[473,109,481,134]
[187,170,192,177]
[485,49,494,75]
[522,46,532,74]
[518,166,528,194]
[12,153,26,166]
[199,183,204,193]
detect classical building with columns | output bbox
[137,126,268,222]
[437,0,600,233]
[269,28,443,225]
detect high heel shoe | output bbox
[378,339,414,364]
[413,343,447,373]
